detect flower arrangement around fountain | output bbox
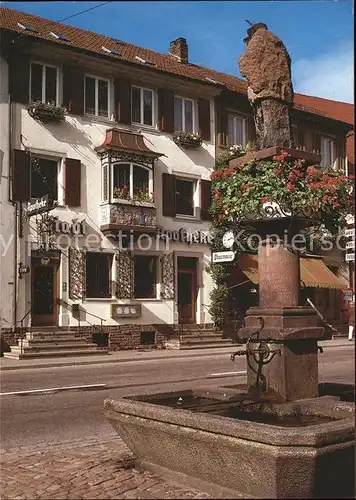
[113,185,155,204]
[28,101,67,123]
[173,131,202,148]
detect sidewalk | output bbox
[0,338,352,372]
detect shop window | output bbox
[85,252,112,298]
[134,255,157,298]
[175,178,195,216]
[30,62,58,104]
[31,157,58,201]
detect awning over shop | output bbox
[239,254,348,290]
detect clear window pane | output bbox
[143,89,153,125]
[184,99,193,133]
[31,157,58,200]
[175,179,194,216]
[113,164,130,199]
[228,115,235,145]
[235,117,244,145]
[98,79,108,117]
[85,77,96,115]
[133,165,149,197]
[132,87,141,123]
[31,63,43,102]
[134,255,157,298]
[45,66,57,104]
[174,97,182,131]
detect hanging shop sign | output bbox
[212,251,235,263]
[157,227,213,245]
[54,219,87,235]
[345,253,355,262]
[26,195,53,216]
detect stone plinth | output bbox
[229,146,321,170]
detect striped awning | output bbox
[239,254,348,290]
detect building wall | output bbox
[12,101,215,330]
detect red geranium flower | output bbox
[286,182,295,191]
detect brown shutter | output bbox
[12,149,31,201]
[162,173,175,217]
[65,157,81,207]
[114,78,131,124]
[9,54,30,104]
[217,101,228,147]
[246,115,256,147]
[200,179,212,221]
[62,65,84,115]
[336,135,346,171]
[198,98,211,141]
[158,88,174,132]
[312,132,321,155]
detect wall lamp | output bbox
[18,262,30,279]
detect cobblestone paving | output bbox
[1,437,213,499]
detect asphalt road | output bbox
[0,346,354,451]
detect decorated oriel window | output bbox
[111,162,154,203]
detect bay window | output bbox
[227,114,246,146]
[174,96,195,132]
[132,86,154,126]
[112,163,153,203]
[85,75,110,117]
[30,62,59,104]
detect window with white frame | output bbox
[227,114,246,146]
[30,62,59,104]
[174,96,195,133]
[134,255,158,299]
[85,75,110,117]
[112,163,153,203]
[321,137,336,169]
[131,86,154,126]
[175,177,197,217]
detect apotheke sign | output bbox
[26,195,53,216]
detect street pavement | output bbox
[0,342,354,499]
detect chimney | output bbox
[169,37,188,63]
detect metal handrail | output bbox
[18,305,32,355]
[61,300,107,340]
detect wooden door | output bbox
[31,261,59,326]
[178,269,197,324]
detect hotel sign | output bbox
[157,227,213,245]
[26,195,53,216]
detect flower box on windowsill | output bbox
[28,102,67,123]
[173,132,202,149]
[112,198,155,208]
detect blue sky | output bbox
[4,1,354,103]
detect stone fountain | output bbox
[104,24,355,499]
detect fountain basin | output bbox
[104,386,355,499]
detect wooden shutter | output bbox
[312,132,321,155]
[9,54,30,104]
[246,115,256,147]
[200,179,212,221]
[116,250,133,299]
[68,248,86,299]
[217,101,228,147]
[198,98,211,141]
[12,149,31,201]
[62,65,84,115]
[114,78,131,124]
[158,88,174,132]
[162,173,175,217]
[65,157,81,207]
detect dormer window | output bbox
[30,63,59,105]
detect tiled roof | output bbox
[0,6,354,126]
[294,94,354,126]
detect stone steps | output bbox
[3,348,108,359]
[179,327,234,349]
[179,342,235,350]
[4,328,108,360]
